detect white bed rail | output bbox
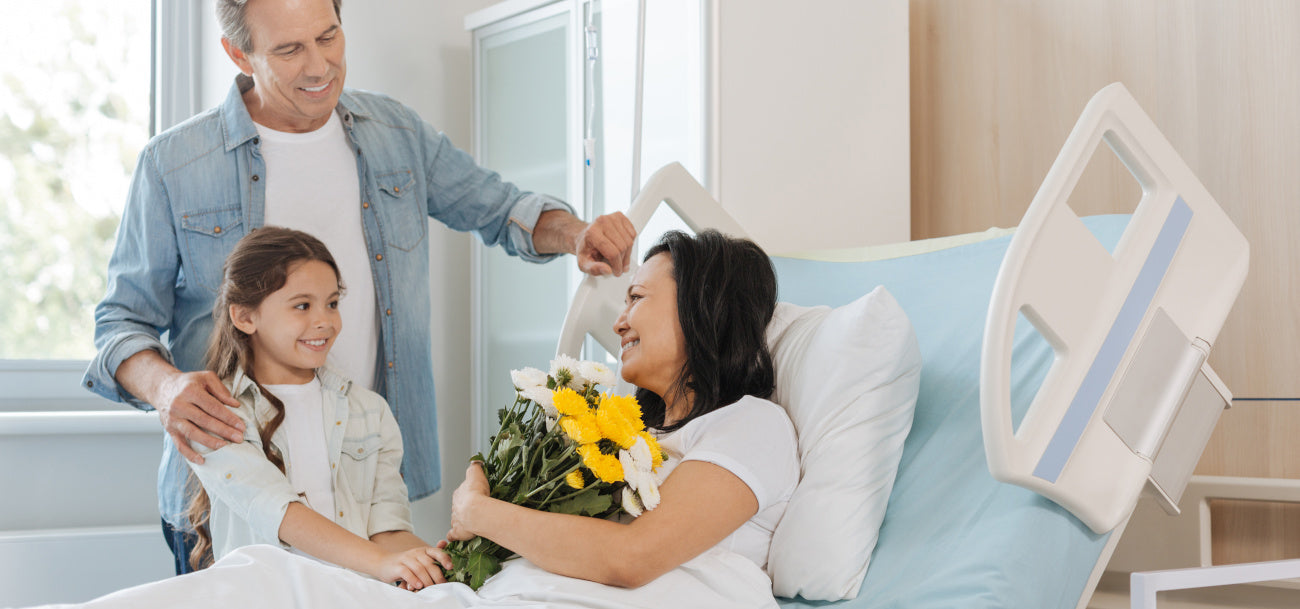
[980,83,1249,534]
[556,162,747,360]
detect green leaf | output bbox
[442,537,510,591]
[463,551,501,590]
[548,486,617,517]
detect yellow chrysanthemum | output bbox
[638,430,665,469]
[595,403,638,449]
[578,444,624,483]
[559,414,601,445]
[576,443,601,464]
[602,394,644,427]
[587,453,624,483]
[565,470,585,490]
[553,387,590,418]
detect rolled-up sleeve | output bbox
[367,398,413,537]
[187,405,301,548]
[82,144,180,409]
[417,117,575,263]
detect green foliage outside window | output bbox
[0,2,150,359]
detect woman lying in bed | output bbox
[39,230,798,609]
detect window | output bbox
[0,1,199,408]
[0,2,151,360]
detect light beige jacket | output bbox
[188,365,412,560]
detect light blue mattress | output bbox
[771,215,1130,608]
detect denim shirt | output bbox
[84,76,573,527]
[189,366,411,562]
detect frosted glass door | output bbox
[473,9,572,452]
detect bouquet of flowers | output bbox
[442,355,666,589]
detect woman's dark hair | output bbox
[638,229,777,432]
[187,226,342,570]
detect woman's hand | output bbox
[448,462,491,541]
[375,546,453,591]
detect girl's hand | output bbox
[377,546,453,591]
[448,462,490,541]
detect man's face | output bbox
[227,0,347,132]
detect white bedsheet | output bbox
[36,544,778,609]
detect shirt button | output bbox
[339,511,344,518]
[251,174,260,182]
[387,361,394,369]
[385,309,392,316]
[336,420,342,425]
[85,380,94,388]
[362,201,370,209]
[393,186,400,194]
[213,226,222,234]
[375,254,383,261]
[357,447,364,454]
[331,463,336,469]
[225,473,232,480]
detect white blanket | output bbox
[39,545,778,609]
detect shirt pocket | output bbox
[341,433,382,503]
[179,206,244,293]
[373,169,426,252]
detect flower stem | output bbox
[525,463,581,501]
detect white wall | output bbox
[714,0,910,252]
[198,0,498,540]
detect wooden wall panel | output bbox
[910,0,1300,565]
[1196,401,1300,564]
[910,0,1300,398]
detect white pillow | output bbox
[765,286,922,601]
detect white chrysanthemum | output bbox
[549,354,584,389]
[522,385,558,418]
[510,367,548,391]
[621,486,645,517]
[628,436,654,469]
[638,477,661,511]
[579,360,617,388]
[619,449,640,482]
[619,440,661,512]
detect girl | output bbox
[186,226,450,590]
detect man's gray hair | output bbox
[218,0,343,53]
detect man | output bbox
[82,0,636,574]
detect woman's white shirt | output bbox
[654,395,800,571]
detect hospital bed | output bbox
[556,83,1253,608]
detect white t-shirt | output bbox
[654,396,800,570]
[264,378,336,523]
[256,112,378,390]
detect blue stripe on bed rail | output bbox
[1032,197,1193,483]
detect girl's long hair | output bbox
[637,230,777,432]
[187,226,342,570]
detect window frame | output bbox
[0,0,202,412]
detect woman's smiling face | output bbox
[613,253,688,404]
